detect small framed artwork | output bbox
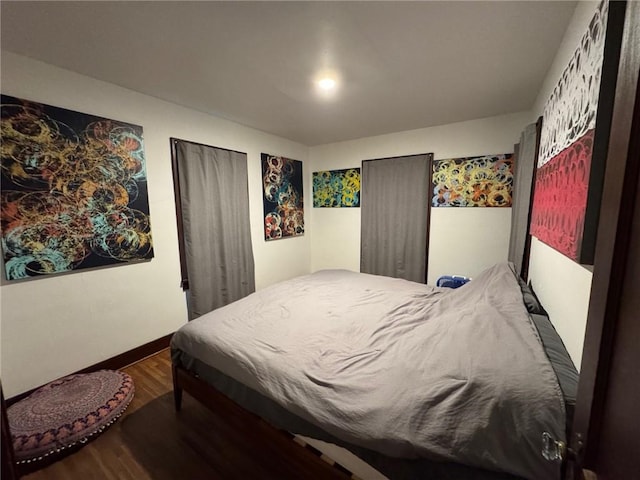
[431,154,513,207]
[312,168,360,207]
[261,153,304,241]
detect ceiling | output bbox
[0,1,576,146]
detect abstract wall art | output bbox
[312,168,360,207]
[530,0,609,263]
[261,153,304,241]
[0,95,154,280]
[431,154,513,207]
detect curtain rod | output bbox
[362,152,433,163]
[170,137,247,156]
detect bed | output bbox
[171,263,577,480]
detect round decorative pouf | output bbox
[7,370,134,465]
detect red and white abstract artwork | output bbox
[530,0,608,263]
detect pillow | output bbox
[518,276,546,315]
[530,313,579,433]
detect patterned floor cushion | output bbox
[7,370,134,464]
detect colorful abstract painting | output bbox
[431,154,513,207]
[530,0,608,262]
[261,153,304,241]
[312,168,360,207]
[0,95,154,280]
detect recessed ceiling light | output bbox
[313,70,340,97]
[317,77,337,90]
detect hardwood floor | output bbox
[20,349,350,480]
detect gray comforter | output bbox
[172,263,565,479]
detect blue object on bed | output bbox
[436,275,471,288]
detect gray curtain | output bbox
[360,154,432,283]
[176,141,255,319]
[508,123,538,277]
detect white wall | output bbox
[308,111,530,285]
[528,239,592,368]
[0,52,311,397]
[527,1,600,370]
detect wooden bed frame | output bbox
[172,363,303,440]
[172,364,231,415]
[171,363,359,478]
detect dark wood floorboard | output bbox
[21,349,350,480]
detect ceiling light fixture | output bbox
[317,77,337,91]
[314,70,340,98]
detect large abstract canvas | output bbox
[530,0,608,263]
[261,153,304,241]
[0,95,154,280]
[312,168,360,207]
[431,154,513,207]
